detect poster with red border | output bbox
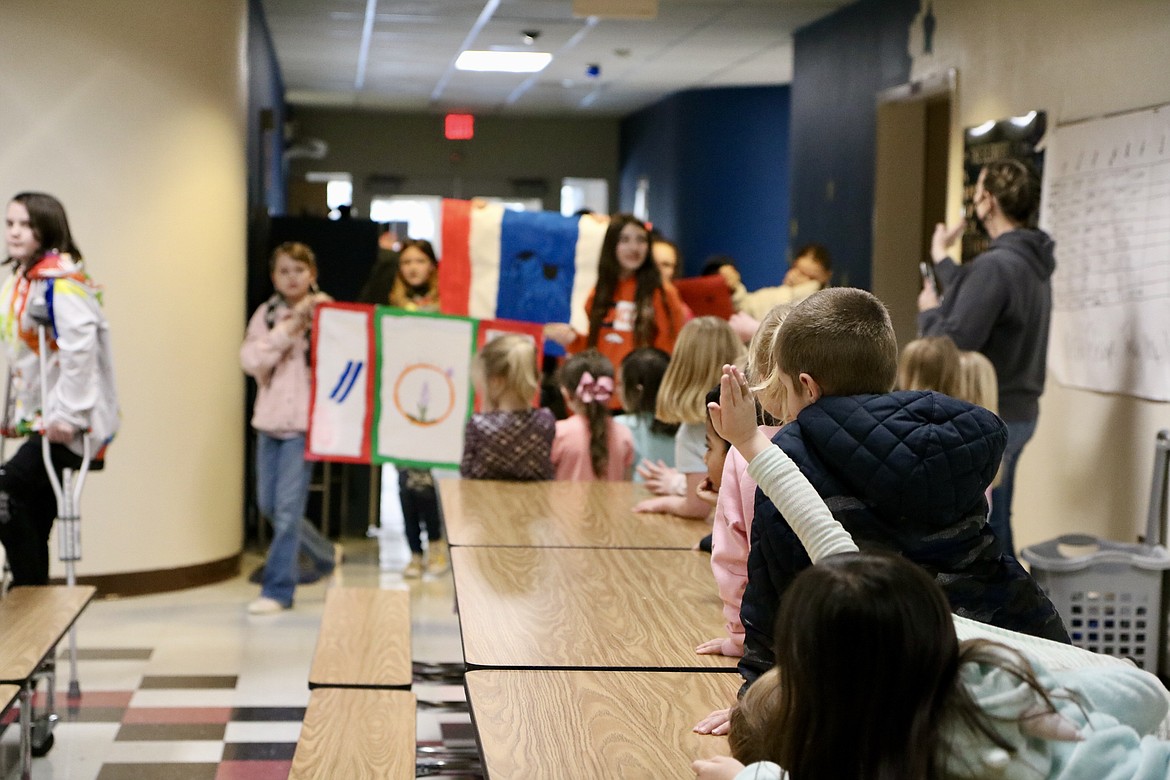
[474,318,546,411]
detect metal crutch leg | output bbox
[34,305,93,703]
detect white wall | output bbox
[0,0,247,577]
[906,0,1170,550]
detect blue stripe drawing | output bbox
[329,360,364,403]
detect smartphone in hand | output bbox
[919,261,938,296]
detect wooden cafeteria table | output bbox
[307,587,412,689]
[439,479,711,549]
[288,688,416,780]
[0,586,97,684]
[465,669,739,779]
[452,546,738,671]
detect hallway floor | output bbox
[0,538,468,780]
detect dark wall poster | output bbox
[961,110,1047,261]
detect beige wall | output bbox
[0,1,247,577]
[906,0,1170,550]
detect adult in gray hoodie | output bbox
[918,158,1054,557]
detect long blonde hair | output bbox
[475,334,538,409]
[897,336,962,396]
[656,317,745,425]
[747,304,790,423]
[958,350,998,416]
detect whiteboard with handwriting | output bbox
[1041,105,1170,401]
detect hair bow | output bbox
[576,372,614,404]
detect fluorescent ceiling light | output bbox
[1010,110,1038,127]
[968,120,996,137]
[455,50,552,73]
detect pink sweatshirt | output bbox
[240,299,310,437]
[551,414,635,481]
[710,425,781,657]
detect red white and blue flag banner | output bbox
[438,199,607,339]
[307,304,544,467]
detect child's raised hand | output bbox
[692,756,745,780]
[708,365,757,453]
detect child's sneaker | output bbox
[424,539,450,577]
[247,596,287,615]
[404,553,424,579]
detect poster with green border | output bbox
[371,306,478,470]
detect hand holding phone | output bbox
[919,261,938,296]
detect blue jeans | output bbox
[255,433,334,606]
[989,418,1037,557]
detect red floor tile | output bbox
[122,706,234,724]
[215,759,291,780]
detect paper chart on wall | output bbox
[373,310,476,468]
[1041,105,1170,401]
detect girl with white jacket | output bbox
[0,192,119,586]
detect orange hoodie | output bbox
[569,277,686,407]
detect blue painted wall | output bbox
[620,86,790,291]
[789,0,918,290]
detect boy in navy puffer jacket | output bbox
[737,288,1068,691]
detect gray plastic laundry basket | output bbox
[1021,534,1170,671]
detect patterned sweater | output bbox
[460,408,555,481]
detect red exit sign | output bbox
[445,114,475,140]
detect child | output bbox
[633,316,744,518]
[240,241,338,614]
[543,214,688,409]
[719,243,833,321]
[551,349,634,481]
[693,552,1170,780]
[614,347,677,480]
[0,192,119,588]
[730,287,1068,693]
[461,334,555,481]
[897,335,962,396]
[388,238,447,578]
[694,305,788,662]
[959,348,999,415]
[388,237,439,311]
[694,388,731,510]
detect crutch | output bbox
[31,294,92,701]
[0,366,14,596]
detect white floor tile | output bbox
[128,690,239,708]
[3,538,468,778]
[102,740,225,763]
[223,721,303,743]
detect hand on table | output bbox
[692,755,745,780]
[693,706,733,735]
[637,460,684,496]
[695,637,742,658]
